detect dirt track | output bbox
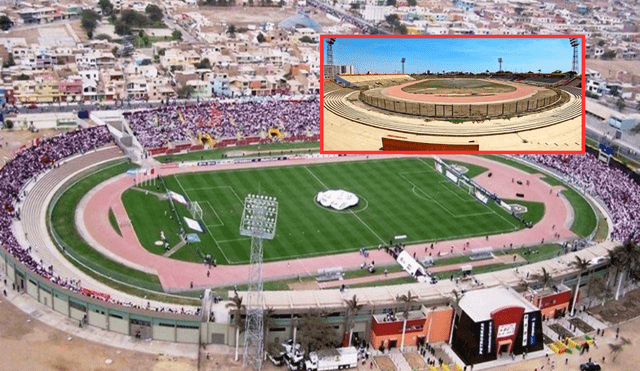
[385,79,544,103]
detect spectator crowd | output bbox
[126,98,320,149]
[0,126,198,315]
[523,153,639,243]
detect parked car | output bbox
[580,362,601,371]
[27,103,37,109]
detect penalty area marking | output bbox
[198,200,224,227]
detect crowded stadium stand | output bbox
[523,153,639,243]
[124,99,320,149]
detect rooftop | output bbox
[458,286,539,322]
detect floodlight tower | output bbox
[326,38,337,78]
[401,58,406,74]
[570,38,580,73]
[498,58,503,72]
[240,194,279,371]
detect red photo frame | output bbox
[320,34,586,155]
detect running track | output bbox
[81,155,576,292]
[385,79,545,103]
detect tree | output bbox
[297,310,337,354]
[610,240,640,300]
[94,33,112,41]
[385,14,400,27]
[194,58,211,69]
[98,0,114,16]
[386,0,396,6]
[590,276,612,307]
[172,30,182,40]
[602,50,616,60]
[226,294,245,361]
[598,40,605,47]
[257,32,266,43]
[114,23,131,36]
[145,4,163,23]
[119,10,149,28]
[16,74,30,81]
[616,97,626,112]
[407,0,417,6]
[396,24,408,34]
[569,256,590,316]
[227,24,236,38]
[350,2,360,9]
[263,307,275,343]
[4,120,14,129]
[2,53,15,68]
[80,10,101,36]
[396,291,418,351]
[0,15,13,31]
[533,267,553,289]
[343,295,363,347]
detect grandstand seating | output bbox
[323,88,581,137]
[126,99,320,149]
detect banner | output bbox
[474,189,489,204]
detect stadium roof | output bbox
[279,14,321,33]
[233,241,615,311]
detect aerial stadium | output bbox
[0,96,639,371]
[321,37,584,153]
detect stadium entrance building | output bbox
[370,305,453,350]
[451,287,543,365]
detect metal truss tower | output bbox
[240,194,279,371]
[326,38,336,78]
[570,38,580,73]
[401,58,406,74]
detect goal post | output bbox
[459,179,474,194]
[190,201,203,220]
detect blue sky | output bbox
[328,38,579,74]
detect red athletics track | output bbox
[385,79,545,103]
[82,155,576,292]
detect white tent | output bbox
[397,251,427,278]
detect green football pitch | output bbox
[123,158,529,265]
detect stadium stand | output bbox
[523,153,640,243]
[1,126,198,314]
[323,88,581,136]
[125,99,319,149]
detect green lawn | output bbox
[562,187,598,237]
[122,189,183,255]
[108,207,122,237]
[481,155,597,237]
[503,199,545,225]
[444,160,488,178]
[126,158,526,265]
[50,160,164,292]
[155,141,320,163]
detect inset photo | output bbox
[321,35,585,154]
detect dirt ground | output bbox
[586,58,640,80]
[177,5,336,28]
[489,314,640,371]
[0,298,196,371]
[589,289,640,324]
